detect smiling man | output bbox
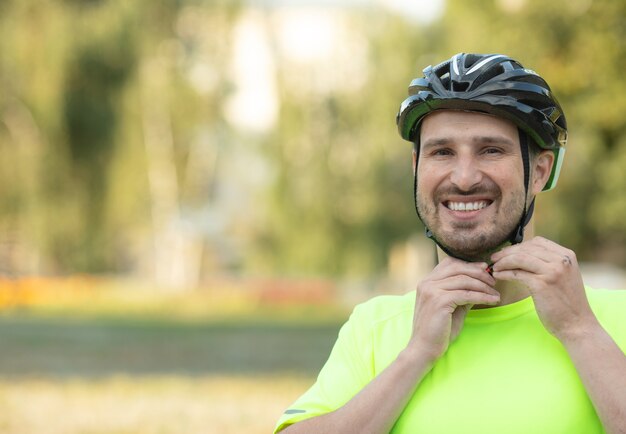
[416,110,533,263]
[274,53,626,434]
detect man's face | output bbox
[415,110,527,261]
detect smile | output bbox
[444,200,492,212]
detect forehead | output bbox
[420,110,519,147]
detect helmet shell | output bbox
[396,53,567,191]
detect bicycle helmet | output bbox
[396,53,568,260]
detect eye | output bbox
[431,148,453,156]
[483,147,503,155]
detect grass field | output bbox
[0,279,350,433]
[0,374,314,433]
[0,314,341,376]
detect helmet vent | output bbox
[438,72,451,89]
[471,64,505,89]
[464,54,482,68]
[452,81,470,92]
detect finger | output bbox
[492,236,572,262]
[442,289,501,308]
[492,252,550,275]
[432,259,496,286]
[494,243,563,265]
[437,269,496,288]
[433,274,499,297]
[493,243,576,274]
[492,268,537,291]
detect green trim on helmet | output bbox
[543,147,566,192]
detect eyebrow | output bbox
[421,135,517,150]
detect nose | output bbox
[449,154,483,191]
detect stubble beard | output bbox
[417,183,526,262]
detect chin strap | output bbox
[510,130,534,244]
[412,129,535,262]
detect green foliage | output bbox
[0,0,624,277]
[254,13,425,276]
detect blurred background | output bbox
[0,0,625,432]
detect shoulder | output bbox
[586,287,626,344]
[586,287,626,308]
[349,291,415,330]
[586,287,626,317]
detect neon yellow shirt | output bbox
[275,288,626,433]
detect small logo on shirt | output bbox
[284,409,307,414]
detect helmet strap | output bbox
[510,129,534,244]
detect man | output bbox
[274,53,626,433]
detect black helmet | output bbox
[396,53,567,191]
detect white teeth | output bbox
[447,201,488,211]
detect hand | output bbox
[410,257,500,360]
[491,236,597,341]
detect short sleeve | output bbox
[588,288,626,353]
[274,304,375,432]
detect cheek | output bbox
[416,165,444,192]
[488,164,524,190]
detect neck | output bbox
[491,278,530,307]
[435,221,535,308]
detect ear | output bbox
[412,149,417,173]
[531,150,555,195]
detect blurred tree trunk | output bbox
[140,57,199,290]
[1,98,43,275]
